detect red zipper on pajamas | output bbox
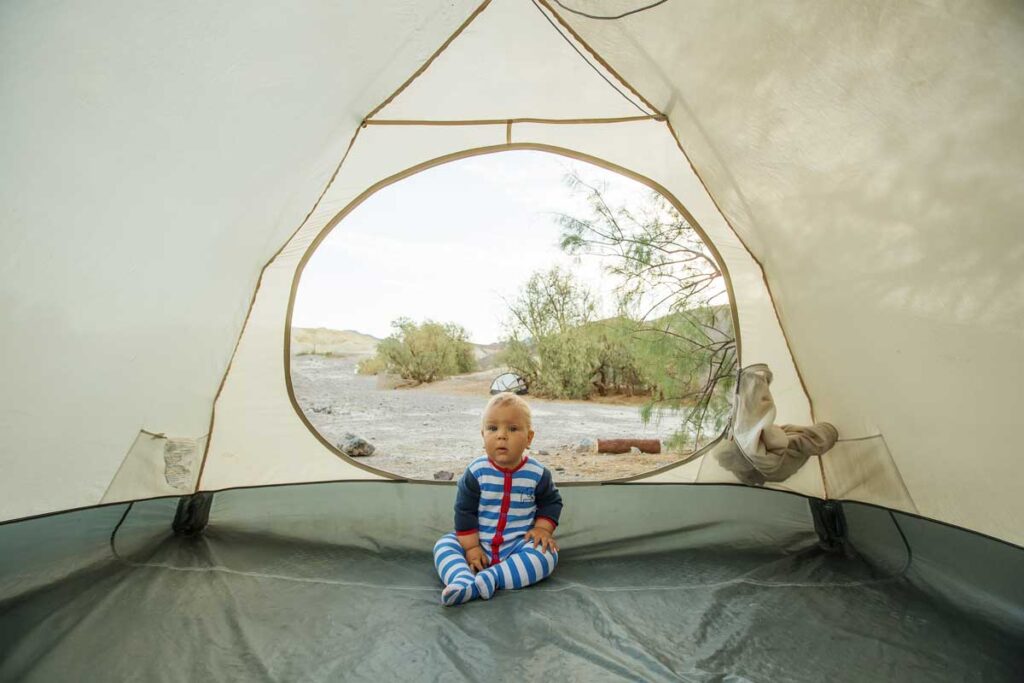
[489,471,513,565]
[488,456,528,565]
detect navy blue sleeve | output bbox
[534,468,563,527]
[453,468,480,534]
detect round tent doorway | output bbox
[287,148,737,483]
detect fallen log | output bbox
[597,438,661,455]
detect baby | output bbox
[432,392,563,606]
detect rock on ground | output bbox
[337,432,375,457]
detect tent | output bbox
[2,0,1022,679]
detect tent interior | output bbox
[2,0,1022,679]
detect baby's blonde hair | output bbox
[482,392,532,428]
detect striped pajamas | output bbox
[433,532,558,601]
[434,455,563,604]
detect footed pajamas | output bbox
[433,455,562,604]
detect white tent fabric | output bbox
[1,0,482,520]
[2,0,1022,547]
[199,119,810,494]
[372,0,650,120]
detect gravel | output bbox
[291,355,688,481]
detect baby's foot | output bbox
[441,572,498,606]
[474,570,496,601]
[441,580,476,606]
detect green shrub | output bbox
[500,274,735,449]
[369,318,476,383]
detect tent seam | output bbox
[8,483,1016,552]
[534,0,664,117]
[529,0,654,117]
[9,483,1015,552]
[663,119,816,423]
[365,0,495,122]
[202,0,507,487]
[366,115,662,126]
[193,124,366,491]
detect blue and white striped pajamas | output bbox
[433,455,562,604]
[433,532,558,600]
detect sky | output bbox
[292,150,662,345]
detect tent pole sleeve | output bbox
[809,499,847,552]
[172,492,215,536]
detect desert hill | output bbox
[290,328,380,356]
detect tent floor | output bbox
[2,511,1021,680]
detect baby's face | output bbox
[481,403,534,469]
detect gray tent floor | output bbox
[2,506,1021,682]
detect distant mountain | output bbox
[290,327,381,356]
[473,342,507,371]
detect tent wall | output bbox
[1,0,1021,551]
[7,486,1019,636]
[844,502,1024,637]
[5,485,1022,628]
[201,121,813,494]
[0,0,480,522]
[558,0,1024,547]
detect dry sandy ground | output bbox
[291,355,690,481]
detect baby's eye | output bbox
[509,426,519,432]
[486,425,497,432]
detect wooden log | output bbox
[596,438,661,455]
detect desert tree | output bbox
[557,170,737,449]
[500,267,603,400]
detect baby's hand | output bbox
[465,545,490,573]
[524,526,559,553]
